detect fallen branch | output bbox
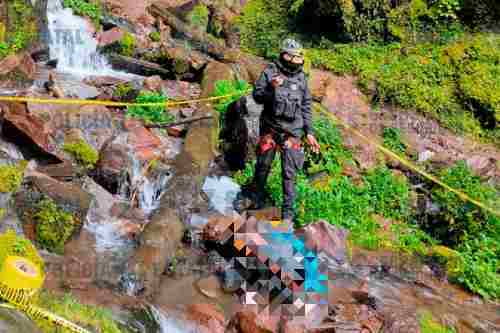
[145,115,213,128]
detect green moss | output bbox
[119,32,136,57]
[382,127,407,155]
[0,229,45,274]
[126,91,173,125]
[0,161,27,193]
[0,208,5,220]
[418,311,456,333]
[62,139,99,170]
[35,291,125,333]
[0,23,5,43]
[0,0,38,59]
[186,4,210,31]
[149,31,161,42]
[33,198,79,254]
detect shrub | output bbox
[34,198,78,254]
[0,161,27,193]
[126,91,173,125]
[0,0,38,59]
[429,160,499,246]
[236,0,290,58]
[119,32,136,57]
[63,139,99,170]
[452,234,500,300]
[62,0,101,24]
[418,310,456,333]
[211,79,251,119]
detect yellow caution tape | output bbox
[314,103,500,217]
[0,256,91,333]
[0,89,253,108]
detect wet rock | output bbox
[167,125,185,137]
[100,12,137,33]
[295,220,349,265]
[1,102,62,161]
[0,308,42,333]
[124,206,184,297]
[143,75,165,93]
[186,303,226,333]
[381,310,420,333]
[196,274,223,299]
[83,75,128,88]
[0,53,36,89]
[221,48,267,83]
[36,161,77,181]
[201,61,235,97]
[98,27,126,47]
[228,310,280,333]
[108,54,172,78]
[202,215,243,242]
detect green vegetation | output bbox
[0,0,38,59]
[36,291,125,333]
[63,139,99,170]
[119,32,136,57]
[382,127,407,156]
[418,310,456,333]
[62,0,101,25]
[113,82,136,101]
[0,229,44,273]
[126,91,174,125]
[186,4,210,32]
[211,79,252,120]
[149,31,161,42]
[237,0,499,144]
[33,198,79,254]
[0,161,27,193]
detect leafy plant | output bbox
[0,0,38,59]
[63,139,99,170]
[126,91,173,125]
[429,160,499,245]
[382,127,407,155]
[34,198,78,254]
[211,79,252,120]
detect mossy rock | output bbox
[63,138,99,170]
[33,198,79,255]
[0,161,27,193]
[428,245,462,276]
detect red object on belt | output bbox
[259,134,276,153]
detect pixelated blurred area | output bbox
[201,209,333,328]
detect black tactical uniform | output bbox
[251,56,313,221]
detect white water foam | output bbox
[150,306,202,333]
[202,176,241,215]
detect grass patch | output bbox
[36,291,125,333]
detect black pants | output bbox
[253,133,304,220]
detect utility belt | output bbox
[258,129,302,154]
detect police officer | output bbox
[238,39,320,225]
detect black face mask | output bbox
[280,54,303,72]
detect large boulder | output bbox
[108,54,172,78]
[0,53,36,89]
[123,206,184,297]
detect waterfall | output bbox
[149,306,201,333]
[46,0,114,75]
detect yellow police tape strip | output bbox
[0,257,91,333]
[0,89,253,108]
[314,103,500,217]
